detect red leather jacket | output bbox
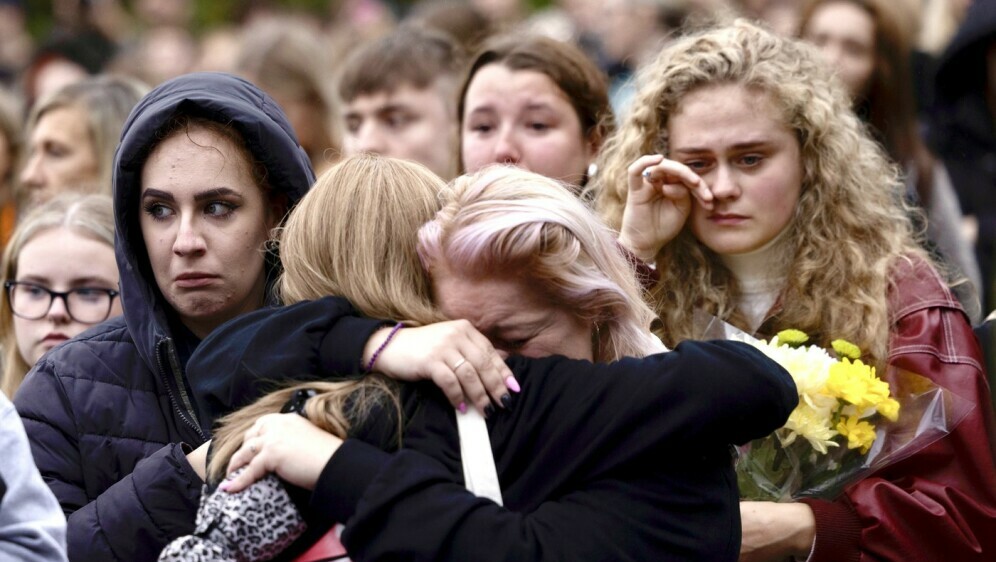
[800,258,996,561]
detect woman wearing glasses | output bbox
[0,193,119,396]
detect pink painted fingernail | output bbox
[505,376,521,393]
[458,402,468,413]
[219,483,230,492]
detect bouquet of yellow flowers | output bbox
[695,312,972,501]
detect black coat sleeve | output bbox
[187,297,384,433]
[311,340,797,561]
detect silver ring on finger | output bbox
[642,169,653,179]
[452,357,467,371]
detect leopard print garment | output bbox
[158,470,307,562]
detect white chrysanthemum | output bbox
[735,335,841,453]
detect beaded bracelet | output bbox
[365,322,404,373]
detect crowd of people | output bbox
[0,0,994,561]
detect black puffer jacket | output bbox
[14,72,314,562]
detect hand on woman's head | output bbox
[222,413,342,493]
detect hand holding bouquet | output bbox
[728,328,971,501]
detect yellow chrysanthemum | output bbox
[825,359,890,411]
[735,329,899,459]
[776,329,809,346]
[876,398,901,422]
[837,415,877,454]
[831,339,862,360]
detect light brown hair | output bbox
[0,193,115,396]
[237,16,342,171]
[338,25,466,104]
[418,165,663,361]
[24,74,149,199]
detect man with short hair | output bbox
[339,26,465,180]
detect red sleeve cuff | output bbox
[616,242,660,290]
[799,497,862,562]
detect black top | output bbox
[189,297,797,561]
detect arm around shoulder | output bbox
[190,296,384,429]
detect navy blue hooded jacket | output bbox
[14,72,315,562]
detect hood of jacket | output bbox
[112,71,315,374]
[934,0,996,101]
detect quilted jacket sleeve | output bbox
[16,357,203,562]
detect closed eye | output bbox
[683,159,711,172]
[469,122,494,134]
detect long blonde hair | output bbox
[207,155,445,482]
[419,165,663,361]
[594,20,927,367]
[208,378,400,484]
[278,155,446,324]
[0,193,116,396]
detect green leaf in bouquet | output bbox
[736,436,805,501]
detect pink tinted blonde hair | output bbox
[418,165,663,361]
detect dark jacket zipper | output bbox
[155,338,207,444]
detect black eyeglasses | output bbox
[4,281,119,324]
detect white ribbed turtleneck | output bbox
[719,227,792,333]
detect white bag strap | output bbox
[455,407,503,505]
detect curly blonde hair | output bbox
[593,20,927,367]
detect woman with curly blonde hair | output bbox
[594,19,996,562]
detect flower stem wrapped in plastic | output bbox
[694,311,974,501]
